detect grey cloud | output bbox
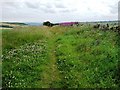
[40,2,73,13]
[24,1,56,13]
[40,7,56,13]
[87,8,91,10]
[46,5,53,8]
[37,4,56,13]
[2,2,19,8]
[54,3,66,8]
[45,3,54,8]
[60,9,70,13]
[53,2,77,13]
[2,0,118,22]
[24,2,40,9]
[58,8,77,13]
[24,1,52,9]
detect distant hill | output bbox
[25,22,43,26]
[0,22,43,29]
[2,22,28,25]
[0,22,28,29]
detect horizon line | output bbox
[1,20,118,23]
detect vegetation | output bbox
[0,22,27,29]
[2,25,119,88]
[0,25,13,28]
[2,22,27,25]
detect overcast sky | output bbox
[0,0,119,23]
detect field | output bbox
[2,24,120,88]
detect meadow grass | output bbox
[55,26,118,88]
[2,25,119,88]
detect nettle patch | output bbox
[2,41,48,88]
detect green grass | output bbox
[55,26,118,88]
[2,25,119,88]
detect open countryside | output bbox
[2,21,120,88]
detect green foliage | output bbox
[55,26,118,88]
[2,27,45,49]
[2,41,48,88]
[2,26,119,88]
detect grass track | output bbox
[39,28,62,88]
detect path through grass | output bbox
[39,28,62,88]
[2,26,119,88]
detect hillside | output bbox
[0,22,28,29]
[2,25,120,88]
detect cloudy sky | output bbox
[0,0,119,23]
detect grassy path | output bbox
[41,29,61,88]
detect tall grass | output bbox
[2,27,46,50]
[2,26,49,88]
